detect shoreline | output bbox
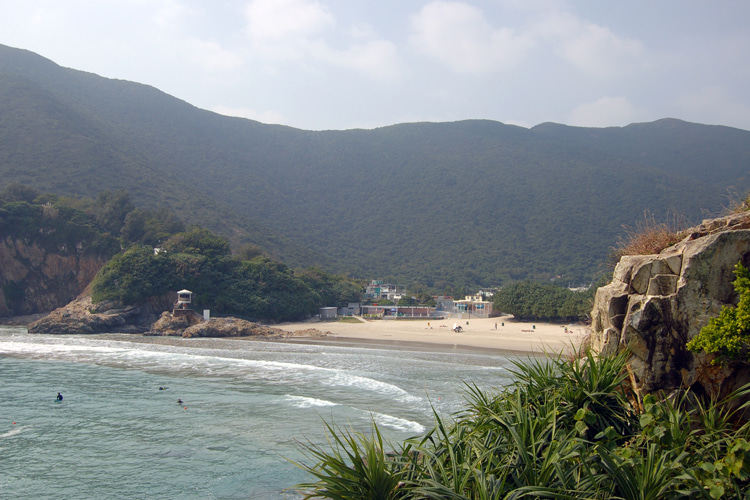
[1,312,588,357]
[278,314,588,356]
[278,334,551,358]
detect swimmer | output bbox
[177,399,183,404]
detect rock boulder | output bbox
[591,211,750,401]
[28,294,173,334]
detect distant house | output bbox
[455,297,493,318]
[434,297,455,314]
[338,302,361,316]
[432,295,493,318]
[477,288,498,298]
[365,280,404,300]
[362,305,438,319]
[319,307,337,319]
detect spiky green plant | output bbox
[292,352,750,499]
[293,421,413,499]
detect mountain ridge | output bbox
[2,43,748,288]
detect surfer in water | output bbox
[56,392,63,401]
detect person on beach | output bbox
[56,392,63,401]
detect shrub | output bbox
[687,262,750,363]
[91,246,177,303]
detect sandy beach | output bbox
[280,314,588,355]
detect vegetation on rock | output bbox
[0,184,186,252]
[687,262,750,363]
[0,193,120,257]
[91,229,363,322]
[294,351,750,499]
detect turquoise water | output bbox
[0,326,517,499]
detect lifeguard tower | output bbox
[174,289,193,315]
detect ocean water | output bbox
[0,326,520,499]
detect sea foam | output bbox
[370,412,426,433]
[285,395,339,408]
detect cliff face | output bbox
[0,237,108,317]
[591,211,750,400]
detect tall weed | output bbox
[613,211,687,259]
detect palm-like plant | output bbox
[293,421,413,499]
[292,353,750,500]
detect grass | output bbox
[725,190,750,214]
[613,211,688,259]
[293,351,750,499]
[337,316,363,323]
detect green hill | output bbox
[1,43,748,288]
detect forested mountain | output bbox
[2,43,749,289]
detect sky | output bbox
[2,0,749,131]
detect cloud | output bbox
[316,40,403,81]
[673,86,750,127]
[146,0,193,30]
[530,10,646,78]
[184,39,243,71]
[242,0,403,80]
[568,97,648,127]
[558,23,646,78]
[211,105,286,124]
[407,1,643,78]
[244,0,334,42]
[409,1,533,73]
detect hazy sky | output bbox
[2,1,749,131]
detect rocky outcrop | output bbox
[27,293,330,338]
[0,237,108,317]
[149,310,204,336]
[591,211,750,401]
[27,294,174,334]
[149,310,327,339]
[182,317,289,339]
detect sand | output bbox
[280,315,588,355]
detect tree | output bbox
[94,190,135,235]
[1,183,41,203]
[297,267,363,308]
[397,296,417,306]
[121,208,184,246]
[494,281,592,321]
[163,227,230,258]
